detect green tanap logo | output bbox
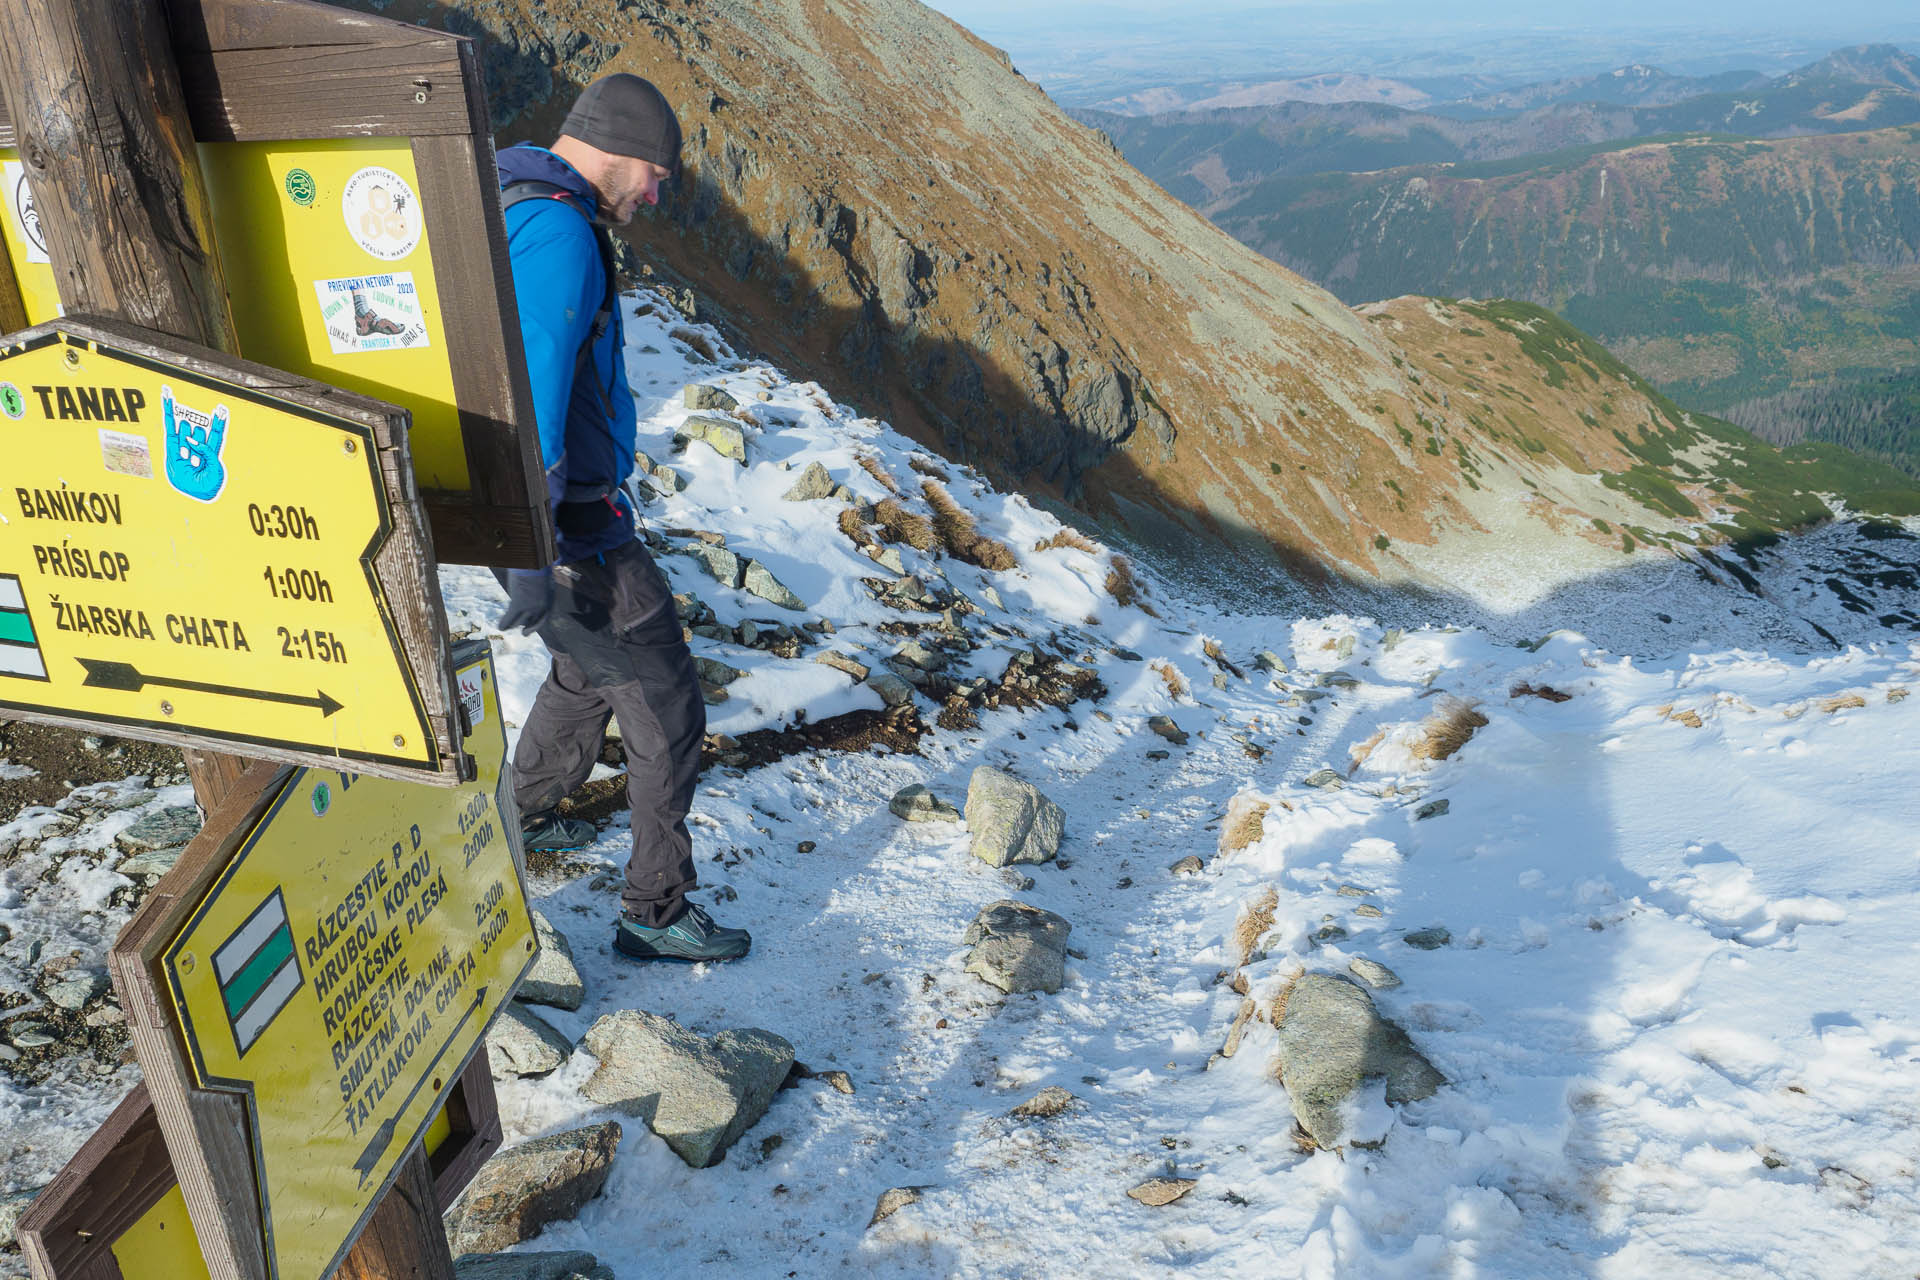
[0,383,23,420]
[310,781,331,817]
[284,168,316,208]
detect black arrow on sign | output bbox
[75,658,343,717]
[352,986,488,1186]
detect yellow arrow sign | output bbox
[161,642,532,1280]
[0,324,455,779]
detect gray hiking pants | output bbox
[513,538,704,927]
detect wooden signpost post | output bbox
[0,2,547,1277]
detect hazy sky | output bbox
[920,0,1920,100]
[927,0,1916,29]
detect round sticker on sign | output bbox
[341,166,422,261]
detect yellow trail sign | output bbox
[0,320,462,781]
[163,642,532,1280]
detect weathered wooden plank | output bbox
[426,1055,503,1216]
[109,760,289,1280]
[16,1085,172,1280]
[168,0,450,52]
[0,0,235,351]
[330,1150,456,1280]
[412,69,555,568]
[16,1057,500,1280]
[175,42,471,142]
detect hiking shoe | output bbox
[521,809,597,852]
[614,903,751,963]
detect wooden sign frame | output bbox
[0,0,554,570]
[0,314,468,785]
[15,1058,500,1280]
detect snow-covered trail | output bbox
[4,291,1920,1279]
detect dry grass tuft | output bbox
[668,327,717,362]
[1203,639,1245,680]
[856,452,901,495]
[922,481,1018,570]
[907,455,950,481]
[1034,528,1097,554]
[1151,660,1188,701]
[872,498,937,551]
[1268,970,1300,1029]
[1348,728,1387,772]
[1661,705,1705,729]
[1232,887,1279,967]
[1104,554,1140,607]
[1411,698,1489,761]
[1510,682,1572,703]
[1818,693,1867,714]
[1219,793,1271,856]
[836,506,873,548]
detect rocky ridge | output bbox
[330,0,1916,600]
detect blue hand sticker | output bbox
[163,384,230,503]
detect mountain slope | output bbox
[1204,128,1920,421]
[347,0,1914,598]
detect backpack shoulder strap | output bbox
[502,178,618,405]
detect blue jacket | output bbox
[498,144,637,563]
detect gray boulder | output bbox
[1147,715,1188,745]
[116,806,200,852]
[742,561,805,611]
[868,1186,926,1227]
[1272,974,1444,1149]
[519,912,585,1011]
[444,1123,621,1255]
[115,848,183,881]
[964,767,1065,867]
[1348,957,1402,990]
[781,460,835,501]
[889,784,960,823]
[693,656,745,687]
[964,900,1072,995]
[865,670,915,707]
[686,543,743,589]
[814,651,870,681]
[44,971,108,1012]
[676,414,747,464]
[581,1010,794,1169]
[487,1002,573,1078]
[683,384,738,412]
[891,640,946,672]
[454,1252,613,1280]
[1009,1086,1078,1118]
[1127,1176,1197,1206]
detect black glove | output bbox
[494,568,555,634]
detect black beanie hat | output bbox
[560,74,683,172]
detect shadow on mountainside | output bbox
[373,0,1920,661]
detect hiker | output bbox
[493,73,750,963]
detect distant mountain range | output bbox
[1077,45,1920,206]
[1082,46,1920,472]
